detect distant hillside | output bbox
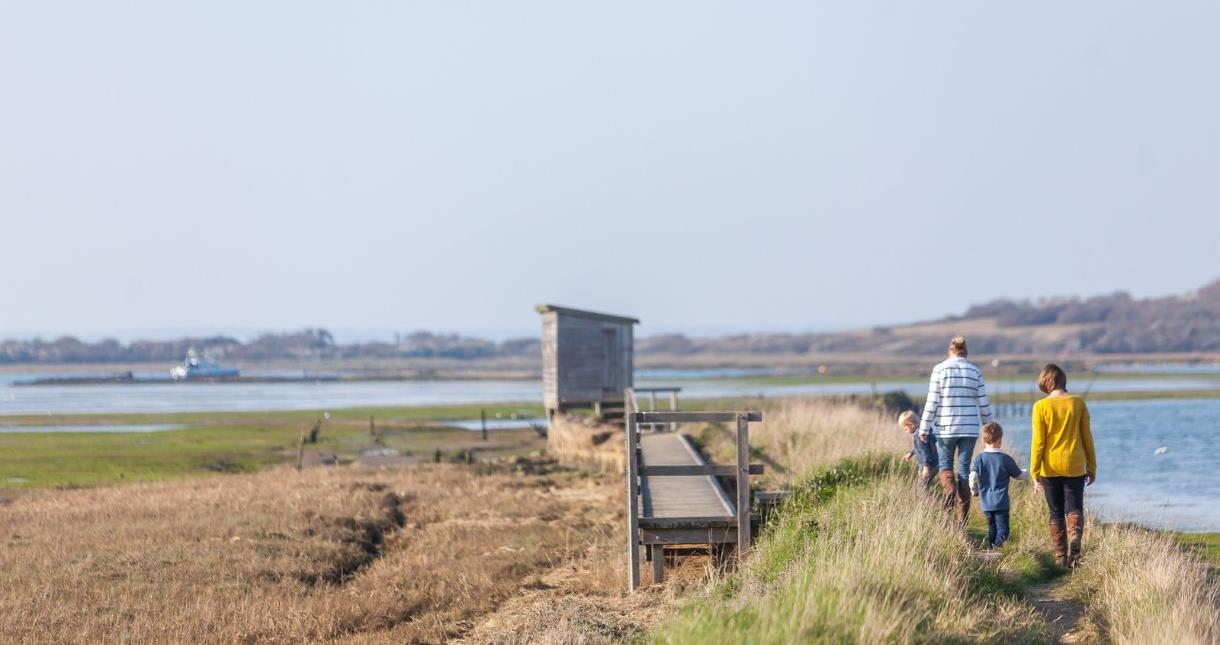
[953,279,1220,353]
[3,279,1218,366]
[635,278,1220,357]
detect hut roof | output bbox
[534,304,639,325]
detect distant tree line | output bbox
[4,279,1218,364]
[0,329,542,365]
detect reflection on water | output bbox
[996,398,1220,533]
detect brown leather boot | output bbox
[937,470,957,509]
[955,480,971,523]
[1049,519,1068,567]
[1066,512,1084,567]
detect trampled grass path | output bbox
[1025,579,1087,644]
[974,547,1088,644]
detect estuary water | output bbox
[3,370,1220,415]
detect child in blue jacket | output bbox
[969,422,1027,548]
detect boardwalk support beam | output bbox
[736,413,752,559]
[625,393,641,591]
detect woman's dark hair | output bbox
[1038,363,1068,394]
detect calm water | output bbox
[995,398,1220,533]
[4,371,1220,415]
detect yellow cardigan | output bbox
[1030,395,1097,479]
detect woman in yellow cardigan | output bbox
[1030,363,1097,567]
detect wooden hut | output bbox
[536,304,638,419]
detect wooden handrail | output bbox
[641,464,763,476]
[635,411,762,423]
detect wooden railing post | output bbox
[625,389,641,591]
[736,413,751,559]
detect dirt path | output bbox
[973,549,1092,644]
[1025,579,1090,644]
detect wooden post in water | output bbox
[481,410,488,441]
[736,413,751,559]
[625,390,641,591]
[369,416,376,436]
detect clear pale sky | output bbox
[3,2,1218,341]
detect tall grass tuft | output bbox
[1063,524,1219,644]
[694,397,910,489]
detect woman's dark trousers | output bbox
[1042,476,1086,566]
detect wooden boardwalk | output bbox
[639,432,736,527]
[625,407,763,590]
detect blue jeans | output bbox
[912,433,938,468]
[984,510,1010,547]
[935,436,977,482]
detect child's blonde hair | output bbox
[898,410,918,427]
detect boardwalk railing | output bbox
[624,388,763,590]
[631,386,682,412]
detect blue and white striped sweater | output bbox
[918,356,992,438]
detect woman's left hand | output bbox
[1086,473,1096,486]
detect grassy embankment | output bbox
[0,402,544,488]
[652,399,1220,644]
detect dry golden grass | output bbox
[1064,524,1220,645]
[691,397,909,488]
[749,398,909,485]
[546,414,625,473]
[0,460,621,644]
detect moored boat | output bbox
[169,349,239,380]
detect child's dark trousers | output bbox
[984,510,1010,547]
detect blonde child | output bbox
[899,410,937,490]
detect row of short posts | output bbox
[297,408,507,472]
